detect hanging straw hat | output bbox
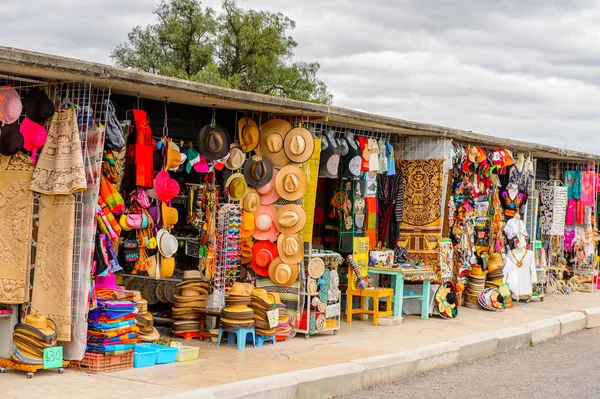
[243,155,273,188]
[238,116,260,153]
[274,204,306,234]
[277,233,304,263]
[284,127,314,164]
[165,140,182,171]
[198,124,230,160]
[160,256,175,278]
[241,188,260,213]
[157,228,178,257]
[260,119,293,167]
[250,240,278,277]
[269,258,299,286]
[161,202,179,228]
[253,205,278,241]
[225,144,246,170]
[240,213,256,237]
[256,168,279,205]
[275,165,307,201]
[225,172,248,201]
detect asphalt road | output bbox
[342,328,600,399]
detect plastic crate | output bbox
[134,345,159,368]
[138,343,178,364]
[69,352,133,373]
[176,346,199,362]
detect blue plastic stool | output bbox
[217,328,256,350]
[251,335,275,348]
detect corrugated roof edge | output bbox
[0,45,596,161]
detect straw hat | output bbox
[256,169,279,205]
[284,127,314,163]
[161,202,179,228]
[240,237,253,264]
[24,314,56,336]
[157,228,178,257]
[165,140,182,171]
[267,257,298,287]
[225,144,246,170]
[277,233,304,263]
[160,256,175,278]
[250,240,278,277]
[147,254,160,280]
[138,326,160,342]
[243,156,274,188]
[238,116,260,153]
[487,253,504,272]
[228,283,251,298]
[240,213,256,237]
[225,172,248,201]
[241,188,260,213]
[275,165,307,201]
[253,205,278,241]
[307,257,325,279]
[260,119,293,167]
[198,124,230,160]
[274,204,306,234]
[267,292,283,305]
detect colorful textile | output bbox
[500,189,527,218]
[399,159,444,276]
[508,160,534,194]
[386,141,396,176]
[301,138,322,243]
[256,278,301,329]
[365,197,378,247]
[564,170,582,200]
[87,325,139,338]
[439,240,453,281]
[30,194,75,341]
[89,320,135,330]
[581,171,595,206]
[100,175,125,214]
[0,153,34,304]
[29,108,87,195]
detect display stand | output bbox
[295,244,342,339]
[0,359,68,379]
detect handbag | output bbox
[122,239,140,262]
[134,189,151,209]
[126,213,148,230]
[119,214,132,232]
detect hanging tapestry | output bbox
[551,186,568,236]
[301,138,322,243]
[439,239,453,281]
[399,159,444,276]
[539,186,554,236]
[31,194,76,341]
[0,153,34,304]
[365,197,378,247]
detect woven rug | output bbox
[30,194,75,341]
[399,159,444,276]
[256,278,301,329]
[0,153,34,304]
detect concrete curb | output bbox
[163,309,600,399]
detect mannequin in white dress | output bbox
[504,232,536,301]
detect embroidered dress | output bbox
[508,160,534,194]
[580,171,595,206]
[500,189,527,218]
[504,250,537,300]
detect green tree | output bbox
[111,0,332,104]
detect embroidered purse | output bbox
[122,239,140,262]
[126,214,148,230]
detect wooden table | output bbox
[367,267,430,319]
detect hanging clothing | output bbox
[378,139,388,174]
[318,135,342,179]
[504,250,537,300]
[564,170,582,200]
[499,189,527,218]
[359,136,370,171]
[508,159,534,193]
[368,139,380,173]
[580,171,595,206]
[29,108,87,195]
[341,136,362,180]
[386,141,396,176]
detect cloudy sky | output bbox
[1,0,599,153]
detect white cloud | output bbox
[0,0,598,153]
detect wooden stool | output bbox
[198,311,221,341]
[346,287,394,326]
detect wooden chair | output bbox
[345,267,394,326]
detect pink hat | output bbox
[95,274,122,292]
[0,86,22,124]
[253,205,279,241]
[154,170,180,202]
[257,169,279,204]
[20,117,48,161]
[194,155,209,173]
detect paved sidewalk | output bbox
[4,292,600,399]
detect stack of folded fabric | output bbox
[172,270,209,335]
[249,289,276,336]
[87,299,138,355]
[11,314,57,365]
[220,283,254,330]
[268,292,292,339]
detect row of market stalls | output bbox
[0,47,598,373]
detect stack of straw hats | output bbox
[172,270,209,335]
[485,253,504,289]
[249,288,277,336]
[136,311,159,342]
[465,266,486,308]
[220,283,255,330]
[268,292,292,339]
[11,314,57,365]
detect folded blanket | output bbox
[88,325,140,339]
[89,319,135,330]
